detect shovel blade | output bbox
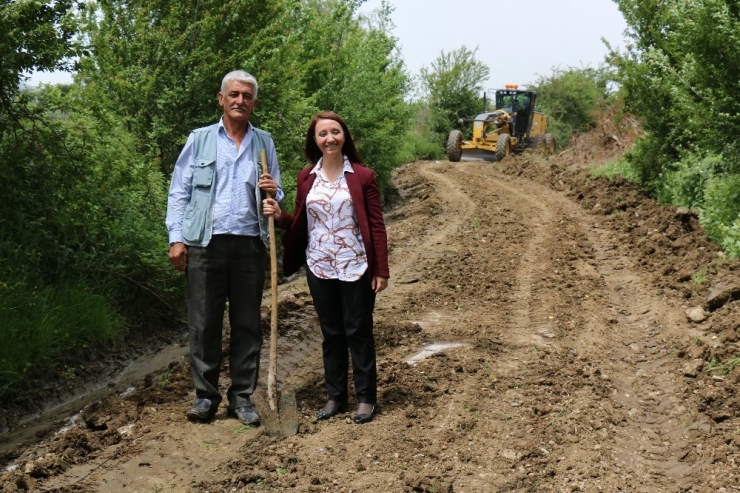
[253,389,299,437]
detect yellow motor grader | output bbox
[446,84,556,162]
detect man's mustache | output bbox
[230,105,248,111]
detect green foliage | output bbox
[0,0,413,396]
[720,218,740,258]
[397,130,445,164]
[0,81,182,395]
[0,0,78,118]
[2,84,181,317]
[610,0,740,256]
[657,153,724,208]
[419,46,490,135]
[700,174,740,246]
[528,66,614,146]
[77,0,409,195]
[393,103,445,163]
[590,158,642,183]
[705,356,740,376]
[0,280,121,396]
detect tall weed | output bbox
[0,280,121,397]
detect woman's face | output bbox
[314,119,345,158]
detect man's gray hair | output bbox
[221,70,259,98]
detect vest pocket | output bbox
[182,160,215,243]
[192,159,215,187]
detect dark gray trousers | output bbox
[186,235,265,410]
[306,268,377,404]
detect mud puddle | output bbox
[405,342,469,366]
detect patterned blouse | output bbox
[305,157,369,281]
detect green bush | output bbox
[0,86,182,396]
[700,174,740,248]
[657,153,724,208]
[397,130,445,164]
[0,280,121,396]
[719,219,740,258]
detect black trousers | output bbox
[306,268,377,404]
[186,235,266,409]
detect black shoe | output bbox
[227,404,260,426]
[186,398,216,422]
[317,400,348,420]
[353,403,376,424]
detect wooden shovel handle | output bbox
[261,148,279,411]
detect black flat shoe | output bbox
[317,400,348,420]
[353,403,376,424]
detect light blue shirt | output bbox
[166,119,284,244]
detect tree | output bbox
[610,0,740,184]
[0,0,78,131]
[77,0,409,192]
[529,66,614,144]
[419,46,490,137]
[293,0,410,187]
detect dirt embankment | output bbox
[2,132,740,492]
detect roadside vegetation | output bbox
[602,0,740,258]
[1,0,738,402]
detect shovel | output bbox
[256,148,298,436]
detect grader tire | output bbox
[495,133,511,162]
[446,130,463,162]
[544,133,556,154]
[531,134,546,153]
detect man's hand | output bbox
[258,173,279,198]
[169,242,188,272]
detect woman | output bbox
[263,111,389,424]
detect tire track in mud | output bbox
[380,164,478,339]
[385,164,472,291]
[554,201,711,480]
[440,161,708,489]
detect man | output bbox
[165,70,283,426]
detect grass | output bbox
[692,271,708,285]
[705,356,740,376]
[0,280,122,397]
[590,158,641,183]
[159,368,173,387]
[233,424,257,433]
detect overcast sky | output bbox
[28,0,629,88]
[358,0,629,91]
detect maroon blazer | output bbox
[277,163,390,281]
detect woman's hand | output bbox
[262,197,282,222]
[371,276,388,293]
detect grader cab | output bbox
[446,84,556,162]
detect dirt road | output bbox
[2,149,740,492]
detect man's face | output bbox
[218,80,258,124]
